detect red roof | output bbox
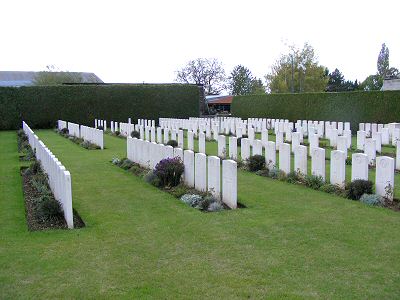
[207,96,233,105]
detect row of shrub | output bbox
[244,155,388,207]
[0,84,202,130]
[57,128,101,150]
[231,91,400,132]
[17,129,35,161]
[111,157,226,212]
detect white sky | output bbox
[1,0,399,85]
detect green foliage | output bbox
[36,197,63,221]
[229,65,265,96]
[265,43,328,93]
[247,155,265,172]
[304,175,325,190]
[360,194,383,206]
[144,170,161,187]
[231,90,400,132]
[346,180,373,200]
[167,140,178,148]
[326,68,359,92]
[120,158,135,170]
[319,183,344,196]
[286,171,303,184]
[131,131,140,139]
[0,84,201,130]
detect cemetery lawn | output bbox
[1,130,400,299]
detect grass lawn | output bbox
[1,129,400,298]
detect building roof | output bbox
[207,95,233,105]
[0,71,103,86]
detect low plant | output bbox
[320,183,343,195]
[115,130,121,136]
[120,158,135,170]
[167,140,178,148]
[304,175,325,190]
[346,180,373,200]
[255,169,269,177]
[286,171,303,184]
[36,197,63,221]
[60,128,69,135]
[131,131,140,139]
[208,201,224,212]
[180,194,203,207]
[154,157,184,188]
[111,157,121,165]
[168,184,188,198]
[268,167,283,179]
[144,170,161,187]
[360,194,383,206]
[247,155,265,172]
[345,157,352,165]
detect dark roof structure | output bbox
[0,71,103,86]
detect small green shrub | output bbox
[304,175,325,190]
[120,158,134,170]
[60,128,69,135]
[208,201,224,212]
[167,140,178,148]
[111,157,121,165]
[36,198,63,221]
[131,131,140,139]
[255,169,269,177]
[360,194,383,206]
[345,157,352,165]
[115,130,120,136]
[144,170,161,187]
[248,155,265,172]
[29,161,41,175]
[154,157,184,187]
[320,183,343,195]
[268,167,283,179]
[286,171,302,184]
[346,180,373,200]
[168,184,188,198]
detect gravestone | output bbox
[229,136,238,160]
[241,138,250,161]
[279,143,291,174]
[357,131,366,150]
[187,131,194,151]
[183,150,195,187]
[276,131,283,150]
[199,132,206,154]
[311,147,325,181]
[292,132,301,153]
[372,132,382,153]
[195,153,207,192]
[208,156,221,199]
[218,135,227,158]
[265,141,276,169]
[252,140,263,156]
[330,150,346,187]
[376,156,394,200]
[364,138,376,165]
[294,145,307,175]
[222,160,237,209]
[178,130,184,149]
[337,136,348,158]
[261,129,268,146]
[351,153,369,181]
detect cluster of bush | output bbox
[17,129,35,161]
[57,128,100,150]
[24,161,64,222]
[246,155,385,207]
[112,156,226,212]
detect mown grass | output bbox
[1,130,400,299]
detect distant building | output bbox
[0,71,103,87]
[206,95,233,112]
[382,78,400,91]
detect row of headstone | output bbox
[81,125,104,149]
[359,122,400,146]
[23,121,74,228]
[59,120,104,149]
[126,137,238,208]
[94,119,107,131]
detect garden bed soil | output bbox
[21,167,85,231]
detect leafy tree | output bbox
[175,58,226,95]
[33,65,85,85]
[228,65,265,95]
[265,43,328,93]
[377,43,389,78]
[359,75,382,91]
[326,68,359,92]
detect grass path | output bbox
[1,130,400,298]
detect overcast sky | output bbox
[1,0,399,85]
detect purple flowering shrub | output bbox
[154,157,184,187]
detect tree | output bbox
[175,58,226,95]
[377,43,389,78]
[359,75,382,91]
[228,65,266,95]
[326,68,359,92]
[265,43,328,93]
[33,65,85,85]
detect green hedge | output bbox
[231,91,400,131]
[0,84,201,130]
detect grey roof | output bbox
[0,71,103,86]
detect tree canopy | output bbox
[175,58,226,95]
[33,65,85,85]
[229,65,265,95]
[265,43,328,93]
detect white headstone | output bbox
[381,128,390,145]
[279,143,291,174]
[199,132,206,154]
[261,129,268,146]
[337,136,348,158]
[351,153,369,181]
[222,160,237,209]
[208,156,221,199]
[218,135,227,158]
[229,136,238,160]
[178,130,184,149]
[376,156,394,200]
[195,153,207,192]
[397,141,400,171]
[187,131,194,151]
[330,150,346,187]
[294,145,307,175]
[372,132,382,153]
[364,138,376,166]
[357,131,366,150]
[183,150,195,187]
[252,139,263,156]
[311,147,325,181]
[241,138,250,161]
[265,141,276,169]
